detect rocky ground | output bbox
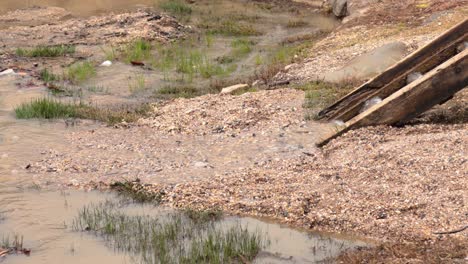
[275,0,468,84]
[6,0,468,262]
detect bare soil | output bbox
[0,7,185,48]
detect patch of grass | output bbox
[39,68,59,83]
[15,98,151,125]
[254,54,264,66]
[286,19,308,28]
[72,202,268,264]
[175,49,203,76]
[205,33,214,48]
[16,45,75,57]
[159,0,192,16]
[199,18,261,36]
[15,98,79,119]
[153,42,230,82]
[199,59,227,78]
[124,39,152,63]
[66,61,96,84]
[231,38,254,58]
[100,46,117,61]
[155,85,199,99]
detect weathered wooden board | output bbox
[317,48,468,147]
[317,18,468,122]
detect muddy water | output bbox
[0,0,156,17]
[0,189,367,264]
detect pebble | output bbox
[100,60,112,67]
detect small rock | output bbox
[0,69,15,76]
[100,60,112,67]
[70,179,79,186]
[220,84,249,95]
[252,80,264,87]
[284,64,293,71]
[193,161,210,168]
[329,0,348,18]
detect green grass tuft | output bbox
[15,98,78,119]
[72,201,268,264]
[231,38,254,58]
[155,85,199,99]
[124,39,153,63]
[159,0,192,16]
[16,45,75,57]
[199,19,262,36]
[39,69,59,83]
[66,61,96,84]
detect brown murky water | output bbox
[0,189,367,264]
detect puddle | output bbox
[0,189,367,263]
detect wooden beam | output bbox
[317,48,468,147]
[331,34,467,122]
[317,18,468,121]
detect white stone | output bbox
[220,84,249,95]
[100,60,112,67]
[0,69,15,76]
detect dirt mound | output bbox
[0,7,186,48]
[139,89,306,135]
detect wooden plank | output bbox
[317,18,468,121]
[331,34,467,122]
[317,48,468,147]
